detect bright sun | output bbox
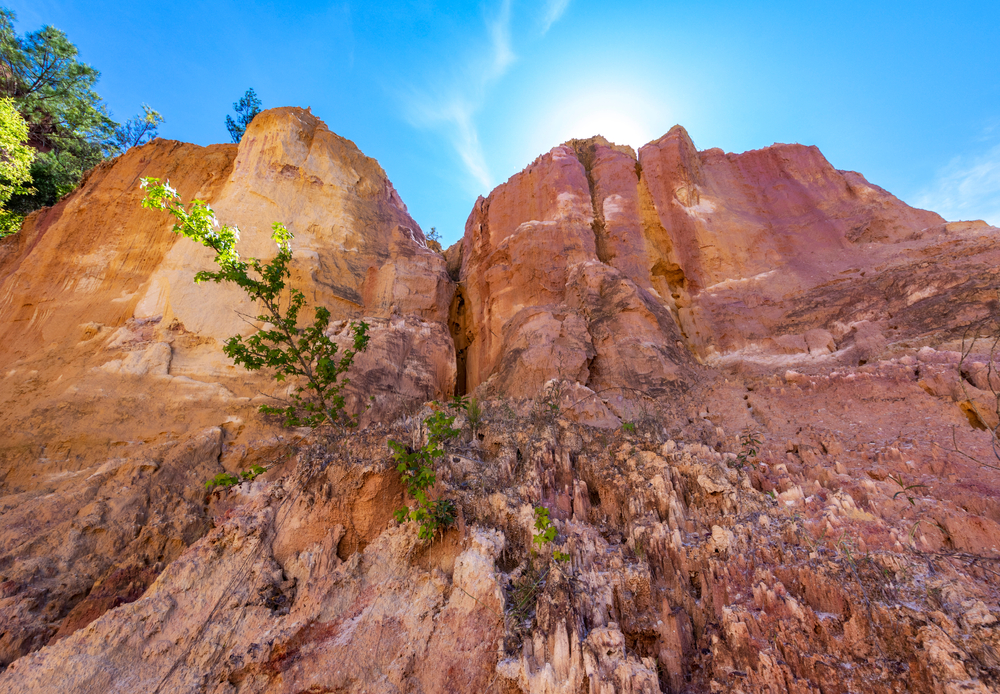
[539,85,669,151]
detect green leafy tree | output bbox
[225,88,262,143]
[0,97,35,236]
[140,178,370,428]
[0,8,114,213]
[0,9,161,220]
[0,9,114,150]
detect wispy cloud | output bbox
[486,0,514,78]
[404,93,493,190]
[540,0,571,35]
[398,0,569,194]
[398,0,513,192]
[916,143,1000,226]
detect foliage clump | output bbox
[205,464,268,492]
[730,429,761,470]
[0,97,35,235]
[449,395,482,435]
[533,506,570,562]
[140,178,369,428]
[105,104,162,156]
[0,8,162,222]
[391,410,459,540]
[226,88,262,143]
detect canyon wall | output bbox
[454,126,994,406]
[1,110,999,694]
[0,108,456,672]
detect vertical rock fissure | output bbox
[448,283,471,396]
[637,171,694,348]
[567,139,613,265]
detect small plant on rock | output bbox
[449,394,483,435]
[205,464,268,492]
[465,397,483,435]
[732,429,762,470]
[391,410,459,540]
[533,506,570,562]
[889,474,928,506]
[205,472,241,492]
[139,179,370,428]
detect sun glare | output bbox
[527,84,671,158]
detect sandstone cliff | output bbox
[0,107,455,672]
[1,112,999,694]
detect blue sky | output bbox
[10,0,1000,244]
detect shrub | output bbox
[731,429,761,470]
[533,506,569,562]
[140,178,369,428]
[0,97,35,236]
[449,394,483,435]
[391,410,459,540]
[205,464,267,492]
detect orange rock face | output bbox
[0,107,456,456]
[0,108,456,667]
[456,137,694,410]
[3,116,1000,694]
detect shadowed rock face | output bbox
[3,115,1000,694]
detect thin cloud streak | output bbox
[398,0,569,195]
[540,0,571,35]
[487,0,514,78]
[916,143,1000,226]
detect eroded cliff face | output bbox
[456,136,694,416]
[0,107,455,671]
[453,126,986,405]
[2,115,1000,694]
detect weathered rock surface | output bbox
[0,107,456,669]
[2,118,1000,694]
[451,129,994,412]
[455,137,694,404]
[635,127,998,361]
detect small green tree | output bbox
[0,97,35,236]
[533,506,569,562]
[226,88,262,143]
[140,178,370,428]
[391,410,459,539]
[425,226,442,253]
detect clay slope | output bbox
[0,107,456,669]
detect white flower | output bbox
[163,182,177,197]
